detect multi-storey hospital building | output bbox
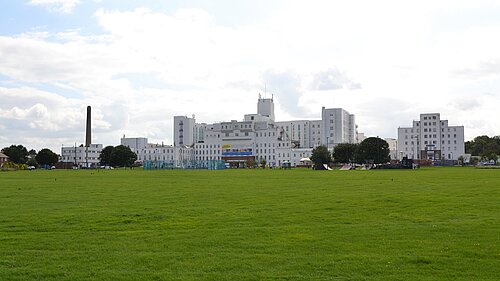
[123,97,360,167]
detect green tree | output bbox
[35,148,59,167]
[259,157,267,168]
[26,157,39,168]
[1,144,29,164]
[465,135,500,156]
[310,145,331,170]
[355,137,390,164]
[110,145,137,167]
[99,145,114,166]
[332,143,358,164]
[246,157,256,168]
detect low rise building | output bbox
[60,144,103,168]
[0,152,9,165]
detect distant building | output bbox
[171,96,361,167]
[60,105,103,168]
[384,138,398,160]
[357,132,366,143]
[121,137,193,165]
[132,96,362,168]
[60,144,103,168]
[397,113,465,160]
[0,152,9,165]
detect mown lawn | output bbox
[0,167,498,280]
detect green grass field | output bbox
[0,168,498,280]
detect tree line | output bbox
[465,135,500,161]
[1,145,58,167]
[1,144,137,169]
[311,137,390,169]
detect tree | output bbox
[465,135,500,156]
[110,145,137,167]
[355,137,390,164]
[259,157,267,168]
[332,143,358,164]
[310,145,332,170]
[99,145,114,166]
[246,157,256,168]
[26,157,39,168]
[1,145,29,164]
[35,148,59,167]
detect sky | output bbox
[1,0,500,153]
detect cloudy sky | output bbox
[1,0,500,152]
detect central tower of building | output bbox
[257,95,275,121]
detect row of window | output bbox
[404,139,457,145]
[403,146,458,151]
[405,133,459,139]
[62,150,100,154]
[61,156,98,160]
[404,127,457,133]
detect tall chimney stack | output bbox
[85,106,91,147]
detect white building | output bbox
[321,107,358,148]
[168,96,360,167]
[384,138,398,160]
[397,113,465,160]
[173,115,196,147]
[60,144,103,168]
[121,137,193,165]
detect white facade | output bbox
[384,138,398,160]
[128,97,360,168]
[173,115,196,147]
[397,113,465,160]
[60,144,103,168]
[321,107,358,148]
[121,137,193,164]
[257,97,275,121]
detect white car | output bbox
[27,166,36,170]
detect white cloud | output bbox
[27,0,81,14]
[1,2,500,152]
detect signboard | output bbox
[222,147,253,156]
